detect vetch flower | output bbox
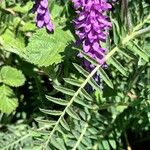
[72,0,112,64]
[32,0,54,32]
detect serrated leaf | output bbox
[0,66,25,87]
[98,67,114,89]
[46,95,68,106]
[0,85,18,114]
[107,57,128,76]
[0,29,26,58]
[26,28,74,67]
[54,86,75,96]
[40,108,62,116]
[66,107,80,120]
[60,117,70,131]
[64,78,82,87]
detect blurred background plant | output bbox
[0,0,150,149]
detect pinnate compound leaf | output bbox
[0,85,18,114]
[0,66,25,87]
[26,28,74,67]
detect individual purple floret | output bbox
[72,0,112,64]
[32,0,54,32]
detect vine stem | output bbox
[42,14,150,149]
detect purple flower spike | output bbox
[32,0,54,32]
[72,0,112,65]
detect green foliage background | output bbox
[0,0,150,149]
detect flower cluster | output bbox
[32,0,54,32]
[72,0,112,64]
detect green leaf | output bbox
[0,66,25,87]
[88,78,102,91]
[64,78,82,87]
[54,86,75,96]
[102,140,110,150]
[74,97,92,109]
[127,41,149,62]
[46,95,68,106]
[12,1,33,13]
[78,50,97,66]
[57,125,65,135]
[73,63,89,77]
[35,118,56,126]
[51,137,66,150]
[98,67,114,89]
[74,64,102,90]
[66,107,80,120]
[80,88,93,101]
[26,28,74,67]
[112,19,121,45]
[109,140,116,149]
[51,3,63,18]
[0,85,18,114]
[0,30,26,58]
[107,57,128,76]
[21,22,36,32]
[60,117,70,131]
[40,108,62,116]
